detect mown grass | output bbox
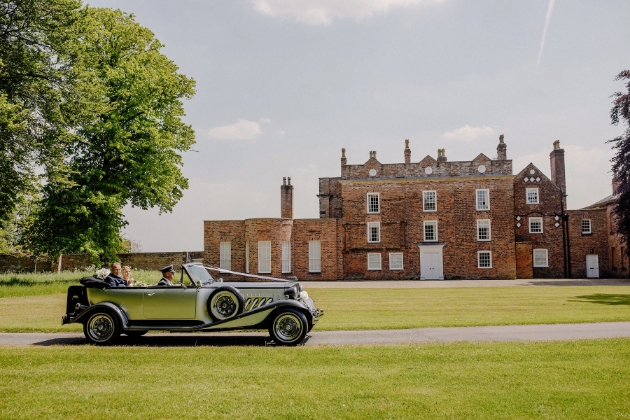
[0,339,629,419]
[1,286,629,333]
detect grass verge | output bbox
[0,339,629,419]
[1,286,629,332]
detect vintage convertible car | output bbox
[62,263,323,346]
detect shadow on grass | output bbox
[570,294,630,306]
[34,333,307,347]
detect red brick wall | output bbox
[338,175,516,280]
[204,218,342,281]
[566,209,609,278]
[281,183,293,219]
[513,163,565,278]
[291,219,342,281]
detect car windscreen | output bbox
[185,264,214,285]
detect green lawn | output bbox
[1,286,629,332]
[0,339,628,419]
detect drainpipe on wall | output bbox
[558,187,570,278]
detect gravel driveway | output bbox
[2,322,630,347]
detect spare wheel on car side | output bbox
[207,286,245,321]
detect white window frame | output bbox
[526,188,539,204]
[389,253,403,270]
[367,222,381,243]
[219,242,231,270]
[477,219,491,241]
[367,253,382,270]
[529,217,543,234]
[423,191,437,212]
[281,241,291,273]
[257,241,271,274]
[533,249,548,267]
[477,251,492,268]
[309,240,321,273]
[367,193,380,214]
[476,189,490,211]
[423,220,438,242]
[582,219,591,234]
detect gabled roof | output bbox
[472,153,491,164]
[514,162,557,189]
[582,194,619,209]
[419,155,437,166]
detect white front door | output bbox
[586,255,599,278]
[419,246,444,280]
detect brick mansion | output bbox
[204,137,627,280]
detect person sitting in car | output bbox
[105,262,127,287]
[122,265,134,286]
[157,264,176,286]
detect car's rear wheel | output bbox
[83,311,121,345]
[269,309,308,346]
[207,286,245,321]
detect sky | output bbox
[86,0,630,252]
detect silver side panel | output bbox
[203,308,274,330]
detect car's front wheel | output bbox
[83,311,121,345]
[269,309,308,346]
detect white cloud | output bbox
[259,117,271,123]
[276,130,285,135]
[208,119,263,140]
[251,0,443,26]
[443,125,495,142]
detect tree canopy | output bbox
[0,0,80,223]
[610,70,630,258]
[1,1,196,263]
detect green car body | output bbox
[62,263,322,346]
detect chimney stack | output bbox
[281,177,293,219]
[341,148,347,166]
[497,134,507,160]
[549,140,566,192]
[437,149,447,162]
[404,139,411,164]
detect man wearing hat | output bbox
[158,265,176,286]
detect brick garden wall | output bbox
[0,251,204,274]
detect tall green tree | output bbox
[0,0,80,222]
[26,7,196,262]
[610,70,630,259]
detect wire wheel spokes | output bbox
[274,313,302,342]
[212,292,239,318]
[87,314,115,342]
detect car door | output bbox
[143,286,198,319]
